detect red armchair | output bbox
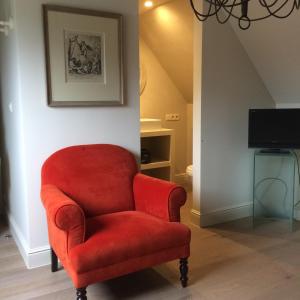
[41,144,191,300]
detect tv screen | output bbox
[248,109,300,149]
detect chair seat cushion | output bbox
[68,211,191,273]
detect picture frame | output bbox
[43,5,124,107]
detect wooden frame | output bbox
[43,5,124,107]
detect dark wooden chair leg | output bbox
[180,258,188,287]
[76,287,87,300]
[51,247,58,272]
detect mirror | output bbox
[139,61,147,96]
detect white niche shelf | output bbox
[140,128,174,181]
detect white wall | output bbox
[186,103,193,166]
[230,12,300,105]
[200,19,275,226]
[0,0,139,268]
[276,103,300,109]
[191,18,202,223]
[140,39,188,175]
[0,0,29,242]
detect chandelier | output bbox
[190,0,300,30]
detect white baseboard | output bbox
[27,246,51,269]
[199,202,252,227]
[8,214,50,269]
[8,214,29,266]
[190,209,200,227]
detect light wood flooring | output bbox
[2,196,300,299]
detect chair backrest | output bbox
[41,144,138,217]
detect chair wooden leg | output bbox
[51,247,58,272]
[179,258,188,287]
[76,287,87,300]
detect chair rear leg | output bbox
[76,287,87,300]
[179,258,188,287]
[51,247,58,272]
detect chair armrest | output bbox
[41,184,85,254]
[133,173,187,222]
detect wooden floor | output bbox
[2,197,300,299]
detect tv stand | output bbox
[259,149,291,155]
[253,150,296,231]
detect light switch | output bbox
[8,102,13,113]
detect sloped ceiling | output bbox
[139,0,173,14]
[140,0,193,103]
[230,11,300,105]
[139,1,300,105]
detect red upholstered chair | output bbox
[41,144,191,300]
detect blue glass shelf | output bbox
[253,150,297,231]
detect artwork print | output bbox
[44,5,123,106]
[65,31,103,82]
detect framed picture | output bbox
[43,5,124,106]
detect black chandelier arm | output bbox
[190,0,208,21]
[202,0,284,10]
[259,0,282,9]
[241,0,249,17]
[191,0,239,20]
[218,5,251,20]
[220,0,295,21]
[190,5,214,21]
[223,0,288,22]
[215,0,239,23]
[260,0,297,18]
[190,0,300,29]
[203,0,253,9]
[190,0,222,19]
[190,0,218,19]
[201,0,289,10]
[191,0,249,25]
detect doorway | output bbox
[138,0,197,224]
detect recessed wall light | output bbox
[144,1,154,8]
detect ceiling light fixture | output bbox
[144,1,154,8]
[190,0,300,30]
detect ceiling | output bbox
[140,0,300,105]
[139,0,174,14]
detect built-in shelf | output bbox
[141,160,171,171]
[141,128,173,138]
[140,127,174,181]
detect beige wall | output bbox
[140,0,193,103]
[140,0,193,176]
[187,103,193,166]
[140,39,188,174]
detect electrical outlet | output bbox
[165,113,180,121]
[173,114,180,121]
[165,114,172,121]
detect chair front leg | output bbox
[179,258,188,287]
[76,287,87,300]
[51,247,58,272]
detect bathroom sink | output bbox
[140,118,162,131]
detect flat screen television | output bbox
[248,109,300,149]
